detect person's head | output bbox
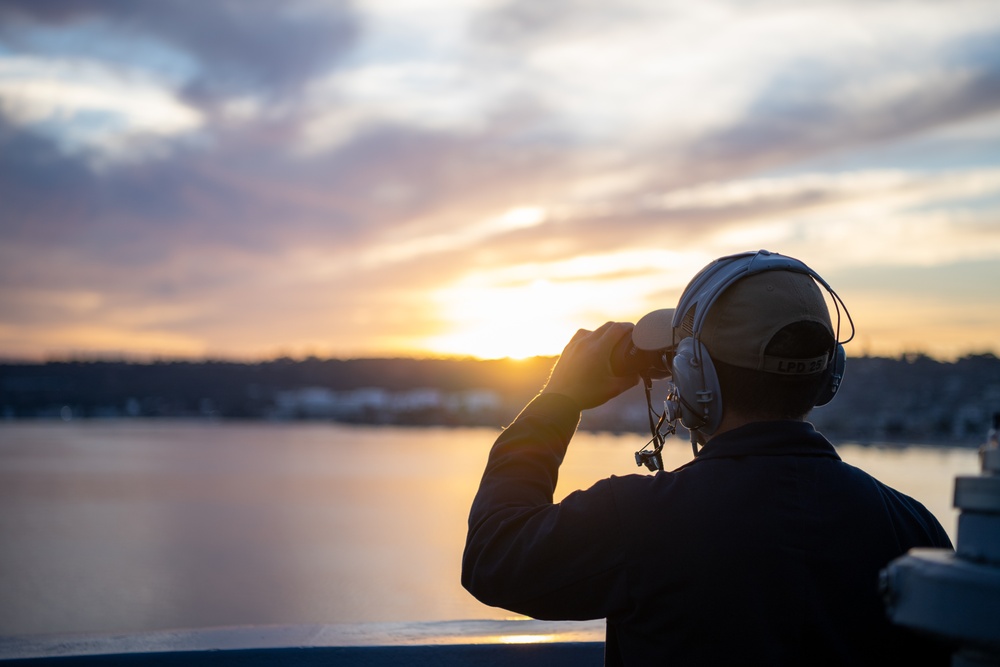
[630,250,849,440]
[634,250,852,442]
[697,269,837,424]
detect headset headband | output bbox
[672,249,853,346]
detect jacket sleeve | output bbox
[461,392,631,620]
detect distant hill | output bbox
[1,354,998,446]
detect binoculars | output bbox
[608,308,675,379]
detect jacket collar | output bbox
[680,420,841,468]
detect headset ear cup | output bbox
[670,338,698,429]
[814,344,846,407]
[671,338,723,436]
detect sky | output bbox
[0,0,998,363]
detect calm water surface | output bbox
[0,421,980,637]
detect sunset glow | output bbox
[421,250,701,359]
[1,1,998,362]
[424,278,577,360]
[496,634,558,645]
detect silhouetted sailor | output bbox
[463,250,953,666]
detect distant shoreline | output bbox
[2,354,998,448]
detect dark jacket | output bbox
[463,393,954,666]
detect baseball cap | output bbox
[699,270,834,374]
[631,259,836,375]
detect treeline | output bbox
[0,356,556,423]
[1,353,999,445]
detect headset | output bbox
[669,249,853,440]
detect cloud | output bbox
[473,0,647,45]
[0,0,361,99]
[689,62,1000,181]
[0,1,361,165]
[0,56,204,163]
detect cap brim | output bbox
[631,308,675,351]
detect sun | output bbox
[419,251,695,360]
[423,279,577,359]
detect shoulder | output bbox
[862,473,954,549]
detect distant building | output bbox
[270,387,501,424]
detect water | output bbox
[0,421,980,637]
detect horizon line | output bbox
[2,349,998,367]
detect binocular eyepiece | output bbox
[608,308,676,379]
